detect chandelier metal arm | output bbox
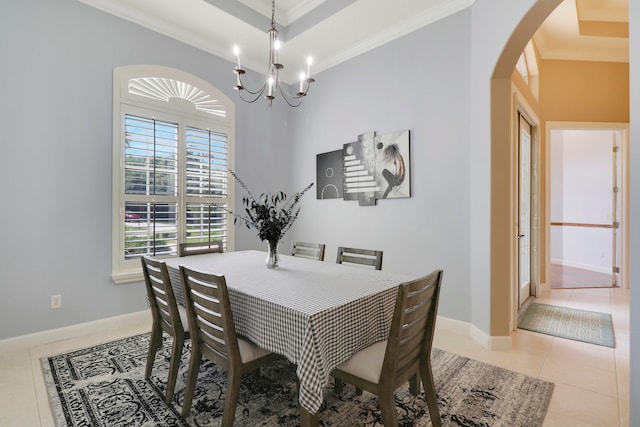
[237,88,266,103]
[278,84,303,108]
[231,0,314,108]
[277,78,314,108]
[236,78,265,96]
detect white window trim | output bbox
[111,65,235,284]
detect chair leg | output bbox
[222,371,242,427]
[145,326,162,378]
[379,392,399,427]
[181,349,202,418]
[165,335,184,403]
[334,377,344,394]
[409,373,421,396]
[420,362,441,427]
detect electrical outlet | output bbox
[51,294,62,309]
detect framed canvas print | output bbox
[316,149,344,199]
[342,141,360,201]
[374,130,410,199]
[357,131,377,206]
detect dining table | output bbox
[163,250,413,426]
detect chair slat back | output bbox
[336,246,383,270]
[383,269,443,386]
[180,266,240,367]
[178,240,223,257]
[141,256,183,334]
[291,241,326,261]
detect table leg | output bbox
[300,405,319,427]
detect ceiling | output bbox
[535,0,628,63]
[78,0,628,83]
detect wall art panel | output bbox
[317,129,410,206]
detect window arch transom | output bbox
[128,77,227,117]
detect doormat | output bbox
[518,303,615,348]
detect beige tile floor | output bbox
[0,287,629,426]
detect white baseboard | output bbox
[470,323,512,350]
[435,315,470,335]
[436,315,512,350]
[0,311,149,351]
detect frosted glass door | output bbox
[518,115,532,307]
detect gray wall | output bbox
[0,0,291,339]
[468,0,541,334]
[287,11,473,322]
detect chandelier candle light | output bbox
[233,0,314,107]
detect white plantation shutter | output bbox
[184,126,229,247]
[185,203,227,245]
[112,66,235,282]
[123,115,179,257]
[124,202,178,257]
[121,116,229,259]
[185,127,228,197]
[125,115,178,196]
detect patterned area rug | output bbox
[518,303,615,348]
[42,333,554,426]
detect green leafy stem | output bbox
[227,169,313,244]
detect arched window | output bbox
[516,52,529,84]
[111,65,235,283]
[515,40,539,99]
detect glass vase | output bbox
[265,240,280,269]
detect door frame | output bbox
[511,87,540,329]
[544,121,630,290]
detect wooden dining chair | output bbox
[179,266,282,424]
[336,246,383,270]
[178,240,223,257]
[141,256,190,404]
[331,269,443,427]
[291,241,326,261]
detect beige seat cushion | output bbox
[335,340,387,384]
[238,337,272,363]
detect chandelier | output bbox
[232,0,314,107]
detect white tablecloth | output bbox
[163,250,412,414]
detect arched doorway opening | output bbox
[489,0,564,336]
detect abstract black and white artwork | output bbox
[343,132,377,206]
[341,141,360,201]
[317,129,410,206]
[374,129,410,199]
[316,149,343,199]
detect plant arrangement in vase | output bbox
[228,170,313,268]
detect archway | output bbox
[489,0,563,336]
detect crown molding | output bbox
[77,0,476,84]
[238,0,327,26]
